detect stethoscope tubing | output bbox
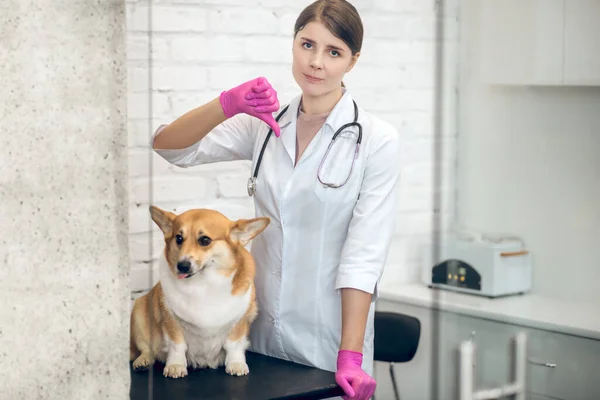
[247,100,361,196]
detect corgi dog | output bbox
[130,205,270,379]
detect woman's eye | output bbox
[302,42,312,49]
[175,235,184,245]
[198,236,212,246]
[330,50,339,57]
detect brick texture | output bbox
[126,0,459,292]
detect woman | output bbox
[152,1,400,399]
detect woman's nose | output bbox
[310,54,324,70]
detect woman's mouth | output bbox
[304,74,323,83]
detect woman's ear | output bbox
[347,51,360,72]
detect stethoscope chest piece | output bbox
[247,177,257,196]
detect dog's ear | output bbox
[149,205,176,237]
[230,217,270,246]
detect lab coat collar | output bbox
[277,95,300,163]
[323,88,357,135]
[277,88,356,134]
[276,88,356,163]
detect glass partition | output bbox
[127,0,600,399]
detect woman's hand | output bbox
[219,76,282,137]
[335,350,377,400]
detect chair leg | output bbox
[372,362,376,400]
[389,362,400,400]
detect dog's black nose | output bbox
[177,261,191,273]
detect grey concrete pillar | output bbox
[0,0,130,398]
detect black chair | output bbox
[373,311,421,400]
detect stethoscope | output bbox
[247,100,362,196]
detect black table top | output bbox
[130,351,345,400]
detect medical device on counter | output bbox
[421,231,532,298]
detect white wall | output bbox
[126,0,460,293]
[456,1,600,304]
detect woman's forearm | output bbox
[152,97,227,150]
[339,288,373,352]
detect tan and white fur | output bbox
[130,205,270,379]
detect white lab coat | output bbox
[153,89,401,377]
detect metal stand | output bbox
[459,332,527,400]
[389,362,400,400]
[372,362,401,400]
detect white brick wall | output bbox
[126,0,459,293]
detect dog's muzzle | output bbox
[176,260,196,279]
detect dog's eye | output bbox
[198,236,212,246]
[175,235,184,245]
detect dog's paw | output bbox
[133,354,154,371]
[225,361,249,376]
[164,364,188,379]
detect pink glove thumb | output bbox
[219,77,281,137]
[335,350,377,400]
[259,112,280,138]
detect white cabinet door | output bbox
[373,300,491,400]
[450,313,600,400]
[373,300,434,400]
[374,298,600,399]
[527,328,600,400]
[563,0,600,85]
[527,393,566,400]
[478,0,565,85]
[435,311,515,399]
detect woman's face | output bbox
[292,21,359,98]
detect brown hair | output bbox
[294,0,364,87]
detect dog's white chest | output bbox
[168,274,249,327]
[161,268,252,368]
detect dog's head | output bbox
[150,206,270,280]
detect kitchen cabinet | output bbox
[372,302,482,400]
[373,297,600,400]
[477,0,600,86]
[529,394,564,400]
[563,0,600,85]
[373,301,434,400]
[478,0,564,85]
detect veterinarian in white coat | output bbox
[152,1,400,399]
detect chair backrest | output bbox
[373,311,421,363]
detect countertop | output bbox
[378,283,600,341]
[130,351,345,400]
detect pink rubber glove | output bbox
[219,76,281,137]
[335,350,377,400]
